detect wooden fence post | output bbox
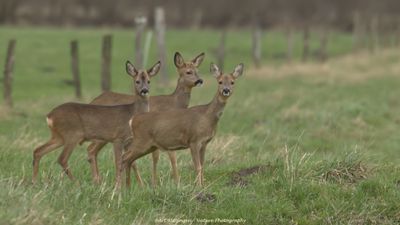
[395,18,400,46]
[70,40,82,99]
[286,27,294,62]
[353,11,363,51]
[252,25,262,68]
[302,25,310,62]
[216,30,226,70]
[318,27,329,62]
[143,31,153,68]
[3,39,16,107]
[155,7,168,84]
[191,9,203,30]
[135,16,147,69]
[101,34,112,92]
[370,15,379,53]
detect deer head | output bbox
[174,52,205,88]
[210,63,244,98]
[126,60,161,96]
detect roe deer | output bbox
[87,52,205,185]
[118,63,244,188]
[32,60,160,184]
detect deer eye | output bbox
[186,71,192,75]
[218,81,222,85]
[135,80,140,84]
[147,81,150,84]
[231,81,235,85]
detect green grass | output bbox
[1,26,400,224]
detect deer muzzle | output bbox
[140,89,149,96]
[194,79,203,87]
[222,88,230,96]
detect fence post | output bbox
[3,39,16,107]
[318,27,329,62]
[286,27,294,62]
[135,16,147,69]
[302,25,310,62]
[396,18,400,46]
[216,30,226,70]
[191,9,203,30]
[155,7,168,84]
[252,25,262,68]
[370,15,379,53]
[101,34,112,92]
[353,11,362,51]
[70,40,82,99]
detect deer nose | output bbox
[140,88,149,96]
[222,88,230,96]
[194,79,203,86]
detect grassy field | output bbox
[1,26,400,224]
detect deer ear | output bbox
[191,52,205,67]
[174,52,184,68]
[232,63,244,79]
[147,61,161,77]
[210,63,221,78]
[126,61,138,77]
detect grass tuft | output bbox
[319,152,369,184]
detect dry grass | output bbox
[248,49,400,83]
[206,134,243,164]
[281,102,313,121]
[324,213,400,225]
[8,125,43,151]
[11,208,60,225]
[0,106,13,120]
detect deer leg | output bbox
[167,151,180,185]
[125,161,131,188]
[190,144,202,186]
[113,141,124,188]
[124,157,142,188]
[151,150,160,187]
[32,136,63,184]
[57,141,78,181]
[87,141,107,184]
[199,145,207,185]
[116,142,154,189]
[126,161,144,188]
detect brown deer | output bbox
[87,52,205,186]
[32,60,160,184]
[118,62,244,188]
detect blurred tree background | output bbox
[1,0,400,30]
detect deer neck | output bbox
[172,78,192,108]
[205,92,227,123]
[132,93,149,114]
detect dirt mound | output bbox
[322,161,368,184]
[195,192,216,203]
[228,165,271,187]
